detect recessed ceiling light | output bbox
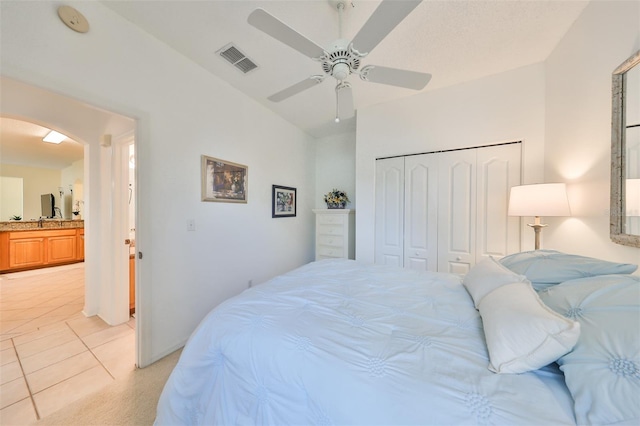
[43,130,67,144]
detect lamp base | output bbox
[527,216,547,250]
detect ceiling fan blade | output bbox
[360,65,431,90]
[267,76,325,102]
[248,8,326,59]
[336,82,355,120]
[351,0,422,55]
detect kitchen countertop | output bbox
[0,220,84,232]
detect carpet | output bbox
[32,349,181,426]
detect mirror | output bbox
[611,50,640,247]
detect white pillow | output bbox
[463,257,581,374]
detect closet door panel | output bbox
[404,155,438,271]
[375,157,404,266]
[438,150,476,274]
[476,144,521,260]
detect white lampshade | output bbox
[626,179,640,216]
[508,183,571,217]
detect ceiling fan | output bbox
[248,0,432,123]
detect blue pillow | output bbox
[500,250,637,290]
[539,274,640,425]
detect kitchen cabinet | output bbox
[0,227,85,272]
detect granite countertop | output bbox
[0,220,84,232]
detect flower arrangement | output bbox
[324,189,350,209]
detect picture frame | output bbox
[272,185,297,218]
[201,155,248,203]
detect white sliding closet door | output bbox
[404,155,438,270]
[374,143,521,272]
[437,150,477,274]
[476,144,521,262]
[375,157,404,266]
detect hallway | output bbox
[0,263,135,424]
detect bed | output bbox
[155,251,639,425]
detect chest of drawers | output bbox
[313,209,355,260]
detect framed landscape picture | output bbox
[272,185,296,218]
[201,155,248,203]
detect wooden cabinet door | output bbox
[129,256,135,314]
[48,234,76,264]
[9,238,45,268]
[76,229,85,260]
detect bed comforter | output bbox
[155,259,577,425]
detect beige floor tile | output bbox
[40,303,83,319]
[8,315,69,337]
[82,323,134,349]
[0,338,13,351]
[32,365,113,418]
[20,340,87,375]
[0,398,37,425]
[0,307,51,322]
[92,333,136,379]
[66,315,111,338]
[14,328,77,359]
[0,360,23,385]
[26,351,101,394]
[0,319,30,334]
[0,347,18,367]
[11,321,69,347]
[0,377,29,409]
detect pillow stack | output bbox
[499,250,637,291]
[463,257,580,374]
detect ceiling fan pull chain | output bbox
[337,2,344,39]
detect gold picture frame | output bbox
[201,155,248,203]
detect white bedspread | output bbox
[155,259,576,425]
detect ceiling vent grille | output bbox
[217,43,258,74]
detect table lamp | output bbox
[508,183,571,250]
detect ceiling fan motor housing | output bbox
[322,38,362,81]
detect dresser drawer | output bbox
[317,245,345,258]
[318,214,346,225]
[317,224,344,236]
[313,209,354,261]
[318,234,345,247]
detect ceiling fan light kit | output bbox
[248,0,431,123]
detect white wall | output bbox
[355,64,547,262]
[61,159,84,219]
[355,0,640,266]
[0,164,62,220]
[0,176,23,220]
[544,0,640,266]
[1,1,316,366]
[315,132,356,209]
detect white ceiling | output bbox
[102,0,589,138]
[1,0,589,169]
[0,117,84,169]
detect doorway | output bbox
[0,77,139,363]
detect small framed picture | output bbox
[201,155,248,203]
[272,185,296,218]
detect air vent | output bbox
[217,43,258,74]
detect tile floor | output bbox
[0,263,136,424]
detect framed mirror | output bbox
[611,50,640,247]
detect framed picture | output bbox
[272,185,296,218]
[201,155,248,203]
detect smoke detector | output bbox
[57,5,89,33]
